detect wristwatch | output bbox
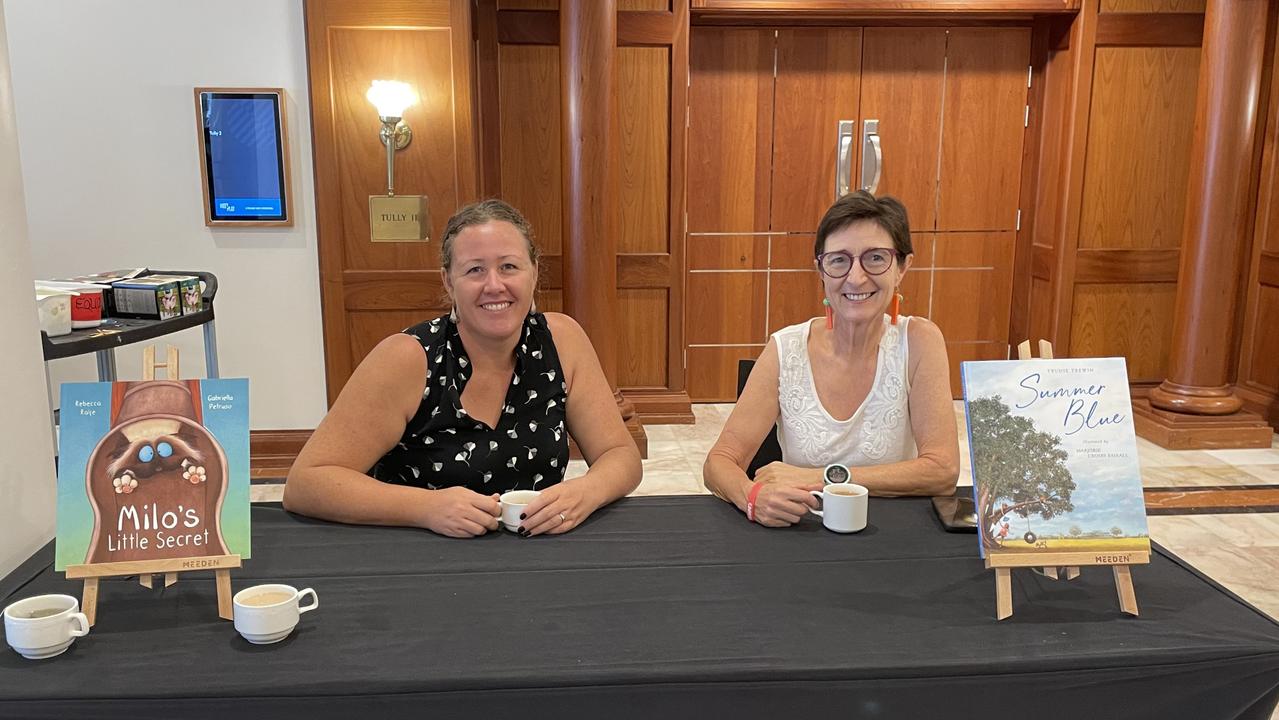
[823,463,850,484]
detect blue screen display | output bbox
[201,93,286,221]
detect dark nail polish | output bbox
[519,513,526,520]
[518,526,526,534]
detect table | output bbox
[2,496,1278,719]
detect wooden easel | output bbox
[63,344,240,625]
[985,340,1146,620]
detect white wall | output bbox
[0,0,57,579]
[4,0,326,430]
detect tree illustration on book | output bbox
[967,395,1076,552]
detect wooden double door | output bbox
[686,26,1031,400]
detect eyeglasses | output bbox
[816,248,898,278]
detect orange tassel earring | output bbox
[823,298,833,330]
[890,293,902,325]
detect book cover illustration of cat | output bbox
[57,378,250,570]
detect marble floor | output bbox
[255,403,1279,619]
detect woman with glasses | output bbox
[703,191,960,527]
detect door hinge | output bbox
[1027,64,1033,89]
[1016,209,1022,231]
[1024,105,1030,128]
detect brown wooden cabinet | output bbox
[686,23,1031,400]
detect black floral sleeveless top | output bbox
[369,312,569,493]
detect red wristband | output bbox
[746,482,765,522]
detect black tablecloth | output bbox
[2,496,1278,719]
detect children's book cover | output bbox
[56,378,250,570]
[961,358,1149,559]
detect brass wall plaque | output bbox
[369,195,429,242]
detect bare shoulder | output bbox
[906,315,946,351]
[543,311,594,357]
[362,331,428,377]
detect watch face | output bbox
[825,465,849,484]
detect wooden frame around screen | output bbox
[193,87,294,227]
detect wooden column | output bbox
[1135,0,1273,449]
[560,0,646,455]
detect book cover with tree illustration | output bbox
[961,358,1149,559]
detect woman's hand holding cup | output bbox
[421,486,500,538]
[519,477,600,536]
[750,482,821,527]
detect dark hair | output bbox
[440,199,540,271]
[814,191,912,261]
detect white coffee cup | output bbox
[3,594,90,660]
[500,489,541,532]
[233,584,318,645]
[808,482,869,533]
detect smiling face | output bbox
[441,220,538,340]
[817,220,912,326]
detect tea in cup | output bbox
[808,483,869,533]
[233,584,318,645]
[3,594,90,660]
[499,490,540,533]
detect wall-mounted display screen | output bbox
[194,88,292,226]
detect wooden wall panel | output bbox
[931,269,1012,343]
[688,28,774,233]
[930,232,1015,341]
[767,273,823,335]
[499,0,557,8]
[688,235,769,270]
[906,232,936,269]
[535,288,564,314]
[1079,47,1199,249]
[771,234,816,270]
[938,28,1031,232]
[618,289,669,387]
[900,232,936,318]
[1029,275,1053,345]
[330,28,459,270]
[770,28,861,233]
[898,268,933,320]
[1069,283,1176,381]
[617,47,670,254]
[1250,287,1279,391]
[861,28,946,231]
[347,311,430,369]
[620,0,668,9]
[688,346,764,401]
[687,273,768,344]
[499,45,563,255]
[1101,0,1205,12]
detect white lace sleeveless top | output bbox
[774,316,918,468]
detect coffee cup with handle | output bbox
[233,584,318,645]
[3,594,90,660]
[808,482,869,533]
[500,489,540,533]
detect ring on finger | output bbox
[559,512,567,524]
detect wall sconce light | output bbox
[366,80,415,195]
[366,80,428,242]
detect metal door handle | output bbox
[861,119,881,194]
[836,120,854,199]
